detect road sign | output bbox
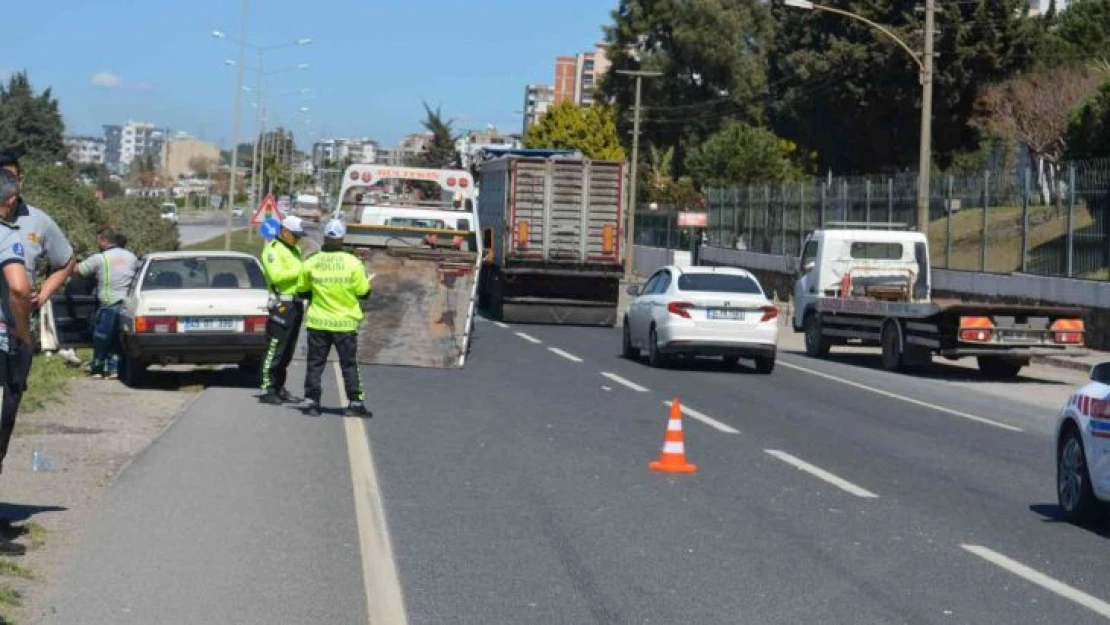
[250,194,283,225]
[259,217,280,241]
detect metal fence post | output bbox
[865,179,872,226]
[945,174,953,269]
[1066,165,1076,277]
[799,182,806,253]
[887,178,894,224]
[780,183,788,255]
[981,170,989,272]
[764,184,771,254]
[732,187,740,250]
[820,182,827,227]
[665,210,672,249]
[1021,167,1030,273]
[746,185,754,249]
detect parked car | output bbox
[160,203,178,222]
[115,251,271,386]
[231,207,244,218]
[1056,362,1110,522]
[622,265,779,373]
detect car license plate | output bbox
[707,308,746,320]
[181,317,239,332]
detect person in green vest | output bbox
[72,227,138,379]
[299,217,371,417]
[259,215,308,405]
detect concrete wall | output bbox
[634,244,1110,349]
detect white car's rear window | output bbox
[142,257,267,291]
[677,273,762,294]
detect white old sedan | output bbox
[622,265,779,373]
[117,251,272,386]
[1055,362,1110,523]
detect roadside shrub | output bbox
[20,160,99,262]
[97,197,179,257]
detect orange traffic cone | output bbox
[649,399,698,474]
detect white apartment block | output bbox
[64,136,106,165]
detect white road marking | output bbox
[338,362,408,625]
[961,544,1110,619]
[493,321,509,329]
[778,360,1024,433]
[764,449,879,499]
[600,371,649,393]
[664,400,740,434]
[514,331,542,344]
[548,347,583,362]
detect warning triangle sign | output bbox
[250,194,284,225]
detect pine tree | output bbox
[0,71,66,162]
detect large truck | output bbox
[792,223,1087,378]
[336,164,480,369]
[476,152,626,325]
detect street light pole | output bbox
[615,69,662,281]
[224,0,249,251]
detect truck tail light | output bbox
[667,301,694,318]
[959,316,993,342]
[515,220,530,249]
[760,305,779,322]
[1052,318,1085,344]
[135,316,177,334]
[602,223,616,255]
[244,315,269,334]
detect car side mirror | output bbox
[1091,362,1110,384]
[626,284,641,296]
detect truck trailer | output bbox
[476,153,626,326]
[792,223,1087,378]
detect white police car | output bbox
[1056,362,1110,522]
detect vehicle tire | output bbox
[647,326,667,368]
[880,320,904,372]
[489,272,505,322]
[1058,425,1099,524]
[120,353,148,388]
[977,356,1024,380]
[622,319,639,360]
[754,355,776,374]
[804,312,830,358]
[722,355,741,368]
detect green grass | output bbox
[0,562,32,581]
[19,524,45,551]
[182,228,264,257]
[0,585,22,608]
[22,348,91,415]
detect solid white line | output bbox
[600,371,649,392]
[664,400,740,435]
[961,544,1110,619]
[777,360,1024,433]
[514,331,542,344]
[764,449,879,499]
[493,321,509,329]
[548,347,583,362]
[338,362,408,625]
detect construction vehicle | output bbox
[792,223,1087,378]
[476,151,626,325]
[336,164,480,369]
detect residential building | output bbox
[456,126,522,170]
[64,136,106,165]
[553,44,611,106]
[311,138,378,169]
[554,56,577,104]
[162,133,220,180]
[103,125,123,171]
[523,84,555,133]
[118,121,168,170]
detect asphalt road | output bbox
[177,216,249,246]
[42,316,1110,624]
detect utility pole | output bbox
[615,69,662,281]
[224,0,249,251]
[915,0,935,235]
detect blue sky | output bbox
[5,0,614,149]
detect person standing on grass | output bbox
[71,227,138,379]
[0,170,35,556]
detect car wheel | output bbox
[120,353,148,388]
[804,312,830,358]
[1058,426,1099,524]
[622,320,638,360]
[754,355,776,374]
[880,320,904,372]
[647,326,666,368]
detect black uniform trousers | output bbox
[304,329,364,404]
[261,298,304,393]
[0,344,32,473]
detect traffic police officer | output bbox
[259,215,308,405]
[73,227,138,378]
[300,218,371,417]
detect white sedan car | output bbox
[622,265,779,373]
[1056,362,1110,522]
[117,251,272,386]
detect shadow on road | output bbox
[780,348,1071,386]
[1029,503,1110,538]
[135,365,261,391]
[620,353,761,374]
[0,503,67,527]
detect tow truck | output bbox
[335,164,480,369]
[792,223,1087,378]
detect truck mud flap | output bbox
[356,247,478,369]
[501,297,616,326]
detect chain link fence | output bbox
[635,159,1110,280]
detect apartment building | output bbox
[64,136,106,165]
[162,133,220,180]
[456,126,522,169]
[102,121,168,171]
[553,44,611,106]
[312,138,378,169]
[523,84,555,133]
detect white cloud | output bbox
[91,72,122,88]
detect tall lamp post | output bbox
[615,69,662,281]
[780,0,935,234]
[212,25,311,248]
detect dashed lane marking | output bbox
[961,544,1110,619]
[514,332,542,344]
[548,347,583,363]
[764,449,879,499]
[600,371,649,392]
[664,400,740,434]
